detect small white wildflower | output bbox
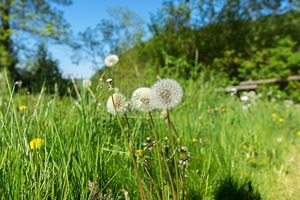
[242,105,248,110]
[104,54,119,67]
[15,81,22,87]
[247,91,257,99]
[82,79,92,88]
[107,93,130,115]
[276,137,283,143]
[284,100,294,107]
[150,78,183,110]
[240,95,249,102]
[230,88,237,96]
[131,87,153,112]
[257,93,263,98]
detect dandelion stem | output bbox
[182,165,186,200]
[162,152,177,200]
[149,151,153,200]
[167,110,179,198]
[111,95,146,200]
[148,112,166,200]
[144,166,162,200]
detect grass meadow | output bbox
[0,71,299,200]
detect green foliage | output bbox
[212,36,300,102]
[0,0,72,79]
[72,7,146,68]
[111,10,300,102]
[134,11,300,83]
[238,37,300,79]
[15,44,69,95]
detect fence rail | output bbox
[215,75,300,92]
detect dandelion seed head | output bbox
[104,54,119,67]
[150,78,183,110]
[107,93,130,115]
[131,87,153,112]
[82,79,91,88]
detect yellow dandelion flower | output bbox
[18,105,27,111]
[191,138,198,143]
[221,107,226,113]
[278,118,285,123]
[271,113,276,118]
[136,149,143,156]
[29,138,44,150]
[297,131,300,136]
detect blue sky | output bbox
[49,0,163,78]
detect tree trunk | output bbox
[0,0,17,78]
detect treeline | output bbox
[136,11,300,81]
[13,44,71,96]
[94,0,300,101]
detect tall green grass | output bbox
[0,72,299,199]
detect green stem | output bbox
[111,95,146,200]
[162,153,177,200]
[148,112,166,200]
[144,166,162,200]
[182,165,186,200]
[167,110,179,198]
[149,151,153,200]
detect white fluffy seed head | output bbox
[131,87,153,112]
[150,78,183,110]
[82,79,92,88]
[104,54,119,67]
[107,93,130,115]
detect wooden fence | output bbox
[215,75,300,92]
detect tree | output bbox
[0,0,72,79]
[72,6,146,69]
[17,43,68,94]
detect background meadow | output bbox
[0,69,299,199]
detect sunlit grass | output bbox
[0,75,299,199]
